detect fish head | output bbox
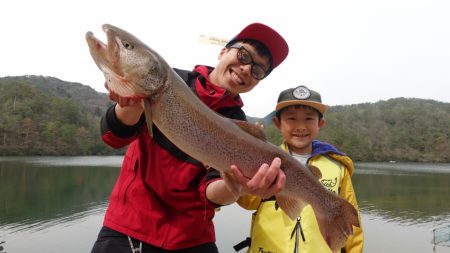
[86,24,168,98]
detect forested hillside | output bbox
[1,75,449,162]
[0,75,123,155]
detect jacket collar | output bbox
[280,140,353,175]
[192,65,244,111]
[280,140,345,156]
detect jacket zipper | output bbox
[291,216,306,253]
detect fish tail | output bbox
[315,197,360,252]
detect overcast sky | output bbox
[1,0,449,117]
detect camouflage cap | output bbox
[275,85,327,114]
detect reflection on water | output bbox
[3,203,108,234]
[0,157,120,232]
[1,158,450,253]
[0,156,123,167]
[354,162,450,227]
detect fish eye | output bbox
[122,41,134,49]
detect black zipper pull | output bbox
[291,216,306,253]
[298,217,305,242]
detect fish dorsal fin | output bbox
[232,119,266,141]
[308,165,322,179]
[276,194,308,220]
[143,99,153,137]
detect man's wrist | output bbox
[206,179,241,206]
[114,103,144,126]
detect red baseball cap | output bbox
[226,23,289,70]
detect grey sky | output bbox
[1,0,449,117]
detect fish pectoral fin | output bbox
[308,165,322,179]
[143,99,153,137]
[275,195,308,220]
[232,119,266,141]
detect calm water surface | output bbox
[0,157,449,253]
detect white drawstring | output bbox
[128,236,142,253]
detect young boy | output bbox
[237,86,364,253]
[91,23,288,253]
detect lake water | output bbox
[0,157,449,253]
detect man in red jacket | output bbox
[91,23,289,253]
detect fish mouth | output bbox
[85,25,123,77]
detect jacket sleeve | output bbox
[100,104,144,148]
[340,167,364,253]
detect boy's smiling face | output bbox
[273,105,326,155]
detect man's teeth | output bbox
[232,72,243,84]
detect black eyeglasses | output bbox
[229,45,268,80]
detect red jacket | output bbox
[100,65,245,250]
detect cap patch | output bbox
[292,86,311,100]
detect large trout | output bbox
[86,24,359,252]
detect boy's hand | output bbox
[230,157,285,199]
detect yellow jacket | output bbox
[237,140,364,253]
